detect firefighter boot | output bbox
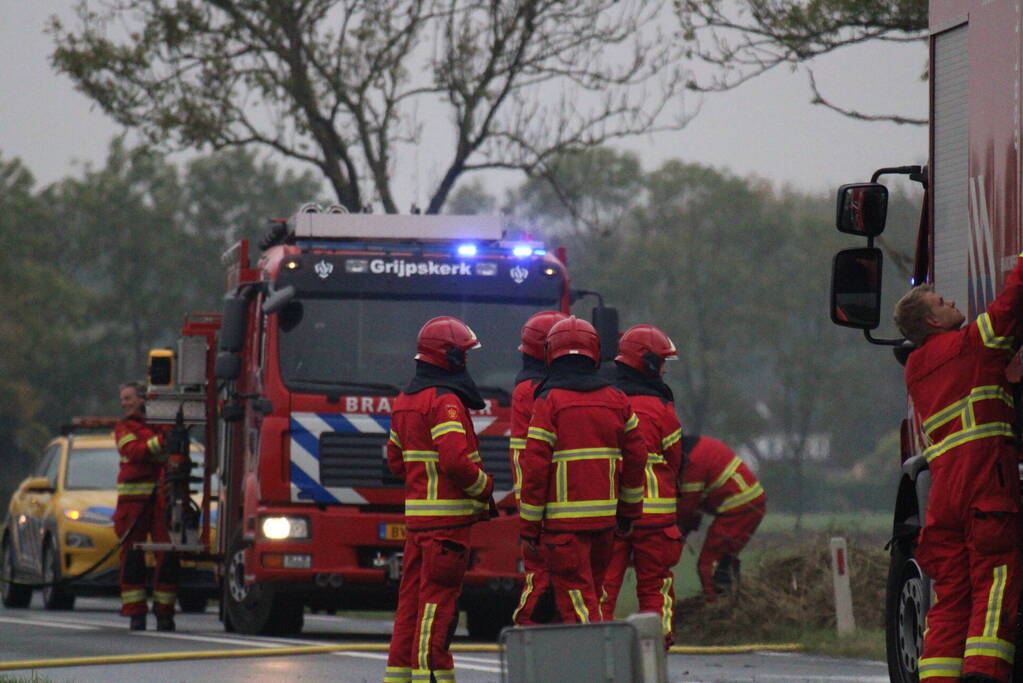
[961,675,1001,683]
[712,555,734,598]
[129,615,146,631]
[156,615,175,632]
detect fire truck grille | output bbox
[317,433,513,490]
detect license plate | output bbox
[379,523,406,541]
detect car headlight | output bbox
[260,516,310,540]
[64,507,114,526]
[65,532,95,548]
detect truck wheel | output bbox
[41,538,75,611]
[886,540,924,683]
[222,533,303,635]
[465,595,516,641]
[178,593,207,613]
[1,535,32,608]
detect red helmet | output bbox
[615,324,678,376]
[414,316,482,370]
[519,310,569,360]
[546,316,600,365]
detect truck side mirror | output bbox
[831,247,883,330]
[836,183,888,237]
[592,306,620,362]
[219,296,248,353]
[215,351,242,381]
[263,284,296,315]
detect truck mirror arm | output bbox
[871,165,928,189]
[863,329,907,346]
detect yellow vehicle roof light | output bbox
[64,509,81,521]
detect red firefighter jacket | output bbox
[905,254,1023,510]
[386,387,494,531]
[626,394,684,528]
[115,414,170,500]
[519,386,647,536]
[677,436,764,518]
[509,378,540,504]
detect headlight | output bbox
[65,532,95,548]
[64,508,113,526]
[260,516,310,540]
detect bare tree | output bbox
[675,0,927,124]
[50,1,690,213]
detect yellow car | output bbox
[1,419,216,612]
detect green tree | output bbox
[50,1,689,214]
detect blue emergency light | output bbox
[512,245,533,257]
[456,244,478,257]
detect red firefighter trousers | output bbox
[512,552,559,626]
[539,529,614,624]
[600,525,684,638]
[113,495,178,617]
[697,501,765,602]
[916,446,1022,683]
[385,525,471,683]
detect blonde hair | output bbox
[119,381,146,398]
[894,283,936,345]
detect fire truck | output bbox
[828,2,1023,681]
[146,204,599,638]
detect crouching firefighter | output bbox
[384,317,496,683]
[518,316,647,624]
[893,253,1023,683]
[113,381,181,631]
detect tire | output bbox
[885,539,924,683]
[465,594,516,641]
[1,535,32,608]
[40,538,75,611]
[178,592,208,613]
[222,532,303,635]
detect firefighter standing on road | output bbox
[113,381,179,631]
[894,259,1023,683]
[518,316,647,624]
[384,317,495,683]
[510,310,567,626]
[676,435,766,602]
[599,325,684,645]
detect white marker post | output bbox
[830,537,856,636]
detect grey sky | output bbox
[2,3,928,199]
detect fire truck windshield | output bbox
[277,297,558,397]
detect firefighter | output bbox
[676,435,766,603]
[599,325,684,645]
[384,316,495,683]
[518,316,647,624]
[893,264,1023,683]
[510,310,567,626]
[113,381,179,631]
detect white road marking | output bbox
[0,615,100,631]
[330,650,503,673]
[135,631,281,648]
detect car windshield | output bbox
[65,445,216,492]
[277,298,560,393]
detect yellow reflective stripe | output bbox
[430,421,465,439]
[509,438,527,450]
[388,429,402,448]
[965,636,1015,663]
[411,672,433,683]
[568,589,590,623]
[417,602,436,670]
[512,572,535,623]
[117,481,156,495]
[977,312,1014,350]
[153,590,176,605]
[520,501,545,522]
[646,453,666,464]
[117,433,137,448]
[680,482,704,493]
[918,657,963,678]
[551,447,621,462]
[924,422,1016,463]
[645,459,659,499]
[660,577,673,636]
[146,436,163,455]
[984,565,1008,637]
[404,499,485,516]
[625,413,639,432]
[425,462,438,499]
[546,500,618,519]
[467,450,482,463]
[404,450,440,462]
[921,385,1014,439]
[642,498,678,514]
[621,485,644,504]
[662,429,682,450]
[121,589,146,603]
[609,457,616,500]
[556,462,568,502]
[431,671,455,683]
[717,483,765,513]
[527,426,557,446]
[708,457,743,492]
[464,469,488,498]
[384,665,412,683]
[120,457,130,464]
[512,450,522,500]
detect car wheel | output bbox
[178,592,207,613]
[41,537,75,611]
[1,534,32,608]
[886,539,924,683]
[222,532,303,635]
